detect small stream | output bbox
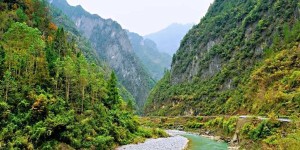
[182,134,228,150]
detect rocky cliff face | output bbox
[127,31,172,81]
[170,0,300,84]
[50,0,155,108]
[146,0,300,116]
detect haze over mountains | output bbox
[145,23,193,55]
[49,0,183,108]
[127,31,172,81]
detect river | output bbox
[183,133,228,150]
[117,130,228,150]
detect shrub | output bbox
[196,116,204,121]
[222,117,238,135]
[185,121,204,129]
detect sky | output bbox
[66,0,214,36]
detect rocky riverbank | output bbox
[116,130,188,150]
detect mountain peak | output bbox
[144,23,193,55]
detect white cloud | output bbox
[67,0,214,35]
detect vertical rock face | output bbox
[170,0,299,84]
[50,0,155,108]
[145,0,300,116]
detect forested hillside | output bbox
[50,0,155,109]
[48,2,135,104]
[146,0,300,116]
[0,0,160,149]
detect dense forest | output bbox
[0,0,164,149]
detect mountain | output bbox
[50,0,155,108]
[146,0,300,116]
[49,1,135,104]
[145,23,193,55]
[127,31,172,81]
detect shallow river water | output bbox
[183,133,228,150]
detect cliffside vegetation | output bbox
[146,0,300,117]
[0,0,160,149]
[50,0,155,110]
[145,0,300,148]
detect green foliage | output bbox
[205,117,237,135]
[146,0,300,118]
[222,117,238,135]
[196,116,203,121]
[136,127,168,139]
[105,72,120,109]
[278,129,300,149]
[185,121,204,129]
[0,0,157,149]
[241,119,281,141]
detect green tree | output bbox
[77,54,88,113]
[105,72,120,109]
[2,22,48,86]
[53,28,68,57]
[89,63,106,106]
[0,71,16,101]
[62,56,75,102]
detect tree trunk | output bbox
[55,80,58,96]
[91,91,94,106]
[5,83,8,101]
[81,87,85,113]
[66,79,69,102]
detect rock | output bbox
[205,130,211,135]
[214,136,221,141]
[231,132,239,144]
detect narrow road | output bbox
[146,115,292,123]
[239,115,292,122]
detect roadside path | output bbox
[239,115,292,122]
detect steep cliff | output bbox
[50,0,155,108]
[49,3,135,104]
[146,0,300,116]
[127,31,172,81]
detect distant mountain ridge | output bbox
[50,0,155,108]
[127,31,172,81]
[145,23,193,55]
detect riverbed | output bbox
[117,130,228,150]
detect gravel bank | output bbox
[116,130,188,150]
